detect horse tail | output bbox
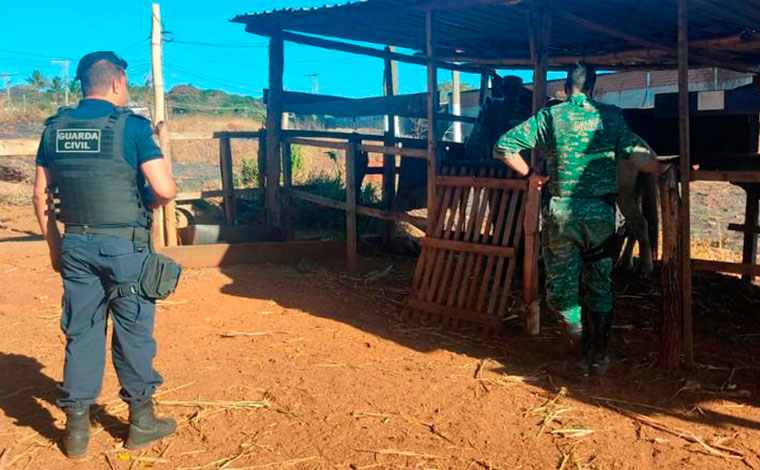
[638,172,659,260]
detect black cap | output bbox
[75,51,128,81]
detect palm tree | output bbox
[25,69,49,92]
[50,76,64,104]
[69,81,82,101]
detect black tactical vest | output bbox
[43,108,148,227]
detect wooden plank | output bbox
[426,9,439,234]
[266,33,284,226]
[357,144,427,158]
[355,205,428,228]
[285,92,428,118]
[213,131,264,139]
[383,45,399,247]
[257,132,266,199]
[282,142,294,240]
[281,129,383,141]
[692,259,760,276]
[406,298,501,328]
[524,0,549,336]
[0,139,38,157]
[219,136,237,226]
[175,188,261,202]
[691,170,760,183]
[290,189,347,211]
[286,137,348,150]
[346,138,358,272]
[244,28,485,75]
[436,176,528,190]
[479,72,489,105]
[420,237,515,258]
[742,187,759,282]
[160,240,346,268]
[678,0,693,370]
[728,223,760,234]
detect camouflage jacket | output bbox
[493,93,642,198]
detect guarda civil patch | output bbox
[56,129,101,153]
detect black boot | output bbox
[590,312,612,376]
[547,322,590,381]
[63,408,90,459]
[125,401,177,450]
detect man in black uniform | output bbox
[32,51,177,458]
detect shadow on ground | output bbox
[218,251,760,438]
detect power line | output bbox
[165,39,268,49]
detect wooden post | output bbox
[742,186,759,283]
[257,130,266,202]
[150,3,166,249]
[479,72,489,105]
[523,0,550,336]
[156,122,177,246]
[219,136,237,225]
[425,9,439,233]
[382,46,399,247]
[346,137,358,272]
[659,168,683,370]
[266,33,284,227]
[451,70,462,143]
[282,140,294,240]
[678,0,693,369]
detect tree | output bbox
[69,81,82,101]
[50,76,64,104]
[25,69,49,92]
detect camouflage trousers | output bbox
[542,197,615,325]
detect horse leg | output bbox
[617,162,654,275]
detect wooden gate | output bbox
[404,165,528,332]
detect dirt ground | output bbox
[2,202,760,469]
[2,143,760,469]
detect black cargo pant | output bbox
[58,233,163,411]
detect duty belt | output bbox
[65,224,150,244]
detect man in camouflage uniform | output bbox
[492,64,665,378]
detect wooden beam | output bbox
[678,0,693,369]
[426,9,439,236]
[420,237,516,257]
[692,259,760,276]
[558,9,757,73]
[478,71,489,105]
[246,28,485,75]
[286,137,347,150]
[266,33,284,226]
[345,137,358,271]
[219,136,237,225]
[523,0,549,336]
[175,188,261,202]
[691,170,760,183]
[282,141,294,240]
[742,186,759,282]
[383,45,399,247]
[436,175,529,190]
[413,0,524,11]
[357,144,427,158]
[728,223,760,234]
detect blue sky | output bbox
[0,0,556,98]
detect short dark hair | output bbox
[564,63,596,94]
[81,59,125,96]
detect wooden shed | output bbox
[229,0,760,370]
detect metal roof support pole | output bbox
[523,0,550,336]
[266,32,284,227]
[678,0,694,370]
[425,8,439,231]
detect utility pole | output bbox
[1,73,10,108]
[150,2,178,247]
[305,73,319,94]
[51,59,70,105]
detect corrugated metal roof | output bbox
[231,0,760,71]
